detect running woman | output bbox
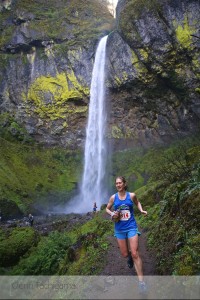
[106,176,148,294]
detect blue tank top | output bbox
[114,192,137,233]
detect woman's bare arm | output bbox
[130,192,147,216]
[106,195,115,216]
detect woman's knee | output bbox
[131,251,139,260]
[121,250,129,258]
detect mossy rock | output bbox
[0,227,39,267]
[0,0,114,49]
[0,198,23,220]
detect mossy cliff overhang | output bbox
[0,0,115,52]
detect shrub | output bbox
[0,227,39,267]
[10,231,72,275]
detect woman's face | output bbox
[115,178,126,192]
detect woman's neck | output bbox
[118,191,126,199]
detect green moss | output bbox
[139,48,149,62]
[131,49,149,79]
[25,72,89,120]
[113,76,122,86]
[121,71,129,81]
[190,53,200,82]
[0,26,13,48]
[174,16,195,49]
[0,7,14,48]
[131,49,139,65]
[111,125,123,138]
[0,227,39,267]
[0,112,32,143]
[136,181,165,207]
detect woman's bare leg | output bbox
[128,235,144,281]
[116,238,129,257]
[116,236,144,281]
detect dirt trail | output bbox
[92,216,157,299]
[100,214,156,276]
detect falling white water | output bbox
[80,35,108,212]
[64,36,108,214]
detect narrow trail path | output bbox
[92,214,157,299]
[100,213,156,276]
[100,228,156,276]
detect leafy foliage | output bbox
[10,231,72,275]
[136,142,200,275]
[64,214,113,275]
[0,227,39,267]
[1,211,113,276]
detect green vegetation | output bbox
[0,227,39,267]
[0,134,199,276]
[0,0,114,49]
[0,212,113,275]
[25,72,89,121]
[0,136,82,214]
[0,0,199,278]
[10,230,72,275]
[0,112,32,143]
[0,104,199,276]
[64,214,113,275]
[174,16,196,50]
[111,135,200,275]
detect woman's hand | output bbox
[141,210,147,216]
[111,210,121,222]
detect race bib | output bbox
[120,210,131,221]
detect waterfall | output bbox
[80,35,108,212]
[64,36,108,214]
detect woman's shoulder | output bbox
[109,194,116,202]
[128,192,136,201]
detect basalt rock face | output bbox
[0,0,199,149]
[0,0,114,148]
[106,0,200,148]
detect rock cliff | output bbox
[106,0,200,148]
[0,0,114,148]
[0,0,199,149]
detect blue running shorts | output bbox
[114,229,141,239]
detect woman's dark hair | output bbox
[115,176,128,190]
